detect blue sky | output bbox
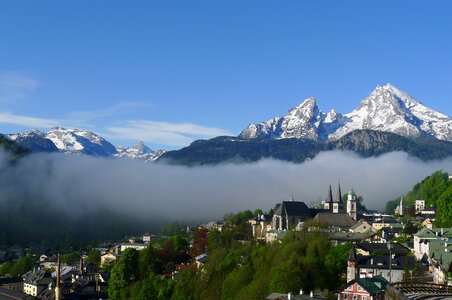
[0,1,451,150]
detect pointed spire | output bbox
[328,185,333,203]
[348,245,356,262]
[336,181,342,203]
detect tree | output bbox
[85,249,101,266]
[61,252,80,265]
[109,248,140,300]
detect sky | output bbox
[1,1,451,150]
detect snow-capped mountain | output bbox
[7,130,59,152]
[115,141,166,162]
[240,84,452,142]
[44,127,117,156]
[7,127,166,161]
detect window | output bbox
[343,294,348,300]
[362,296,367,300]
[353,295,358,300]
[357,285,363,291]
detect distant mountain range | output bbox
[6,128,165,162]
[159,84,452,165]
[2,84,451,164]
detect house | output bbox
[415,200,425,213]
[120,243,147,252]
[347,245,414,283]
[428,240,452,284]
[100,252,120,267]
[249,214,272,240]
[23,269,53,297]
[413,227,443,260]
[350,220,375,234]
[143,232,151,243]
[339,276,388,300]
[195,253,207,269]
[272,199,315,231]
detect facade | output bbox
[339,276,388,300]
[100,252,120,267]
[415,200,425,213]
[272,200,313,231]
[249,214,272,240]
[23,270,53,297]
[322,183,344,214]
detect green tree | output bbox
[61,252,80,265]
[108,248,140,300]
[85,249,101,266]
[9,255,33,276]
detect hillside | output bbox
[158,130,452,165]
[385,171,452,227]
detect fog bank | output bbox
[1,150,451,222]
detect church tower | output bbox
[347,246,358,282]
[323,185,334,211]
[347,188,357,221]
[333,182,344,214]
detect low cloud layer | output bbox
[1,150,451,223]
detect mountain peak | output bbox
[239,84,452,142]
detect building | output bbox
[415,200,425,213]
[120,243,147,252]
[23,269,53,297]
[249,214,272,240]
[322,183,344,214]
[350,221,375,234]
[347,244,414,283]
[272,199,314,231]
[346,189,357,221]
[313,212,356,232]
[339,276,388,300]
[100,252,120,268]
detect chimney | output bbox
[300,289,304,295]
[310,291,314,298]
[288,292,292,300]
[55,254,61,300]
[79,257,84,273]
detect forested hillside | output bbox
[385,171,452,227]
[107,215,351,300]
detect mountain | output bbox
[240,84,452,142]
[7,130,59,152]
[6,128,166,161]
[158,130,452,165]
[44,127,117,156]
[116,141,166,162]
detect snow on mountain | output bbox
[240,84,452,142]
[115,141,166,162]
[239,98,347,141]
[7,129,59,152]
[45,127,117,156]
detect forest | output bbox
[106,215,351,300]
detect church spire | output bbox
[337,181,342,203]
[328,185,333,203]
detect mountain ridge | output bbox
[240,84,452,142]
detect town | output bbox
[0,174,451,300]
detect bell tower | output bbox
[347,188,357,221]
[347,246,358,282]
